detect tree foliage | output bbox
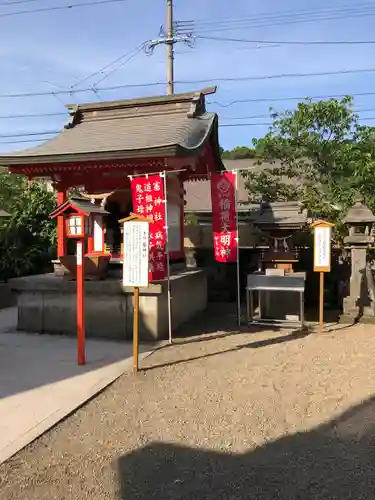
[242,97,375,232]
[0,171,57,280]
[221,146,257,159]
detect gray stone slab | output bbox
[0,307,154,464]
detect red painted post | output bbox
[76,239,85,365]
[57,189,67,257]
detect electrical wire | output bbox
[0,130,59,138]
[4,67,375,100]
[0,138,52,145]
[178,68,375,84]
[220,117,375,127]
[175,2,375,26]
[197,35,375,46]
[207,92,375,107]
[0,112,66,119]
[71,43,145,88]
[0,0,41,6]
[0,0,126,18]
[4,116,375,145]
[92,45,145,86]
[175,5,375,35]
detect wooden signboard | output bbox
[122,221,149,288]
[313,221,333,273]
[119,213,152,374]
[311,220,335,331]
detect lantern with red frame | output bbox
[50,197,106,240]
[66,213,93,238]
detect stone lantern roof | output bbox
[343,194,375,224]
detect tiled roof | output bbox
[184,159,282,211]
[0,87,219,165]
[184,159,308,227]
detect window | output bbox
[68,215,83,236]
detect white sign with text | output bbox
[123,221,149,287]
[314,226,331,271]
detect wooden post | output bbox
[120,213,153,375]
[312,220,334,333]
[133,286,140,374]
[76,239,85,365]
[319,271,324,332]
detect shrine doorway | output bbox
[103,191,132,258]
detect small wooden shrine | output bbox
[1,87,223,340]
[245,201,309,273]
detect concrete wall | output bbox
[0,283,16,309]
[10,270,207,342]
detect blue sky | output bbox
[1,0,375,152]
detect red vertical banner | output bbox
[211,172,237,263]
[130,175,167,281]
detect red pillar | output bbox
[76,239,85,365]
[57,189,67,258]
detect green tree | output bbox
[0,173,57,280]
[221,146,257,159]
[243,97,375,232]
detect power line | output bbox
[176,2,375,25]
[178,68,375,84]
[0,138,52,145]
[4,117,375,144]
[208,92,375,107]
[0,0,126,18]
[4,91,375,117]
[0,130,59,138]
[1,103,373,124]
[93,45,145,86]
[3,67,375,100]
[175,4,375,35]
[0,0,40,5]
[0,111,66,119]
[71,43,145,88]
[197,35,375,46]
[221,117,375,127]
[0,82,162,99]
[3,116,375,145]
[221,108,375,121]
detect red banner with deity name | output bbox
[211,172,237,262]
[130,175,166,281]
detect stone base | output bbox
[9,269,207,342]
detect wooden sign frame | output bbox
[312,220,335,273]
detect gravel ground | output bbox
[2,309,375,499]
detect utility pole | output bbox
[166,0,174,95]
[144,0,194,96]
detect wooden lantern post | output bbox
[65,213,88,365]
[311,220,335,331]
[50,198,109,366]
[119,212,153,374]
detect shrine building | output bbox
[0,87,223,340]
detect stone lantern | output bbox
[340,194,375,323]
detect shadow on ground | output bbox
[118,395,375,499]
[174,302,310,340]
[144,328,310,372]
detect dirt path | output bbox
[2,321,375,499]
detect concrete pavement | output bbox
[0,307,153,464]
